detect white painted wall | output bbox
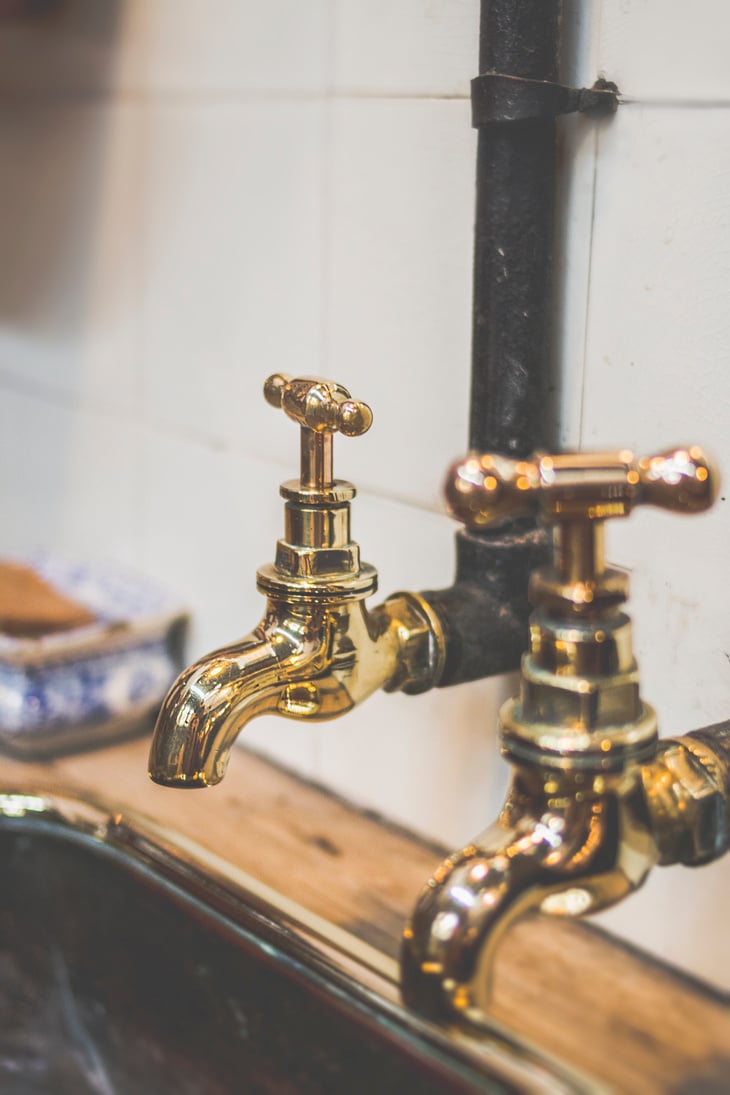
[1,1,729,991]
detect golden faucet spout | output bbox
[402,766,657,1018]
[149,604,332,788]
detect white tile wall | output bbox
[332,0,477,97]
[0,387,143,566]
[324,98,474,508]
[0,101,143,413]
[552,114,601,449]
[141,99,326,452]
[597,1,730,103]
[135,0,330,95]
[582,106,730,733]
[1,1,730,994]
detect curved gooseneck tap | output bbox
[149,375,445,788]
[402,764,656,1017]
[149,603,332,788]
[402,445,725,1019]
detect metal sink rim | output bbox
[0,786,598,1095]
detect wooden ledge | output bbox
[1,736,727,1093]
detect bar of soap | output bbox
[0,561,96,638]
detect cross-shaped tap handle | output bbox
[445,447,717,529]
[264,374,372,492]
[446,446,717,602]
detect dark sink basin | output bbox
[0,791,588,1094]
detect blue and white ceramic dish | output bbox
[0,556,188,757]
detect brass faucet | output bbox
[149,374,445,788]
[402,446,729,1021]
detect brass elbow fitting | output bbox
[644,726,730,867]
[402,445,721,1020]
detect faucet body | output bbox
[403,446,724,1020]
[150,591,439,788]
[149,375,444,788]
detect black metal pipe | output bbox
[423,521,546,686]
[424,0,560,686]
[683,721,730,860]
[471,0,559,455]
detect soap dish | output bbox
[0,556,188,758]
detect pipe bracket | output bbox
[471,73,619,127]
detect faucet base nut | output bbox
[256,562,378,603]
[500,696,658,771]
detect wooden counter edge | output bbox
[0,735,727,1094]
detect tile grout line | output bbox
[0,87,472,105]
[311,0,340,784]
[0,366,447,520]
[7,87,730,109]
[619,97,730,110]
[575,0,605,450]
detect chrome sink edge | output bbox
[0,787,602,1095]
